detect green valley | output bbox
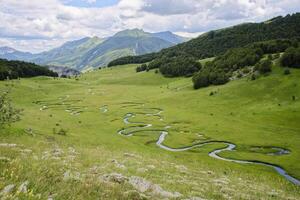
[0,57,300,199]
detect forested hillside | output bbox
[0,59,58,80]
[109,13,300,67]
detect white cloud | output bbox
[0,0,299,52]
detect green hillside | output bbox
[0,58,300,199]
[109,13,300,67]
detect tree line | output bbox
[0,59,58,80]
[192,38,299,89]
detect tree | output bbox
[192,71,210,89]
[280,47,300,68]
[0,90,21,128]
[136,64,148,72]
[255,59,272,74]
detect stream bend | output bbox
[117,102,300,186]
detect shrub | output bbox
[255,59,272,74]
[159,56,202,77]
[136,64,148,72]
[53,128,68,136]
[280,47,300,68]
[284,68,291,75]
[0,90,21,127]
[242,68,250,74]
[251,74,257,80]
[192,71,210,89]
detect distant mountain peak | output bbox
[113,29,150,38]
[151,31,189,44]
[0,46,17,55]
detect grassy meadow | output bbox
[0,62,300,199]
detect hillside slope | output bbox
[109,13,300,66]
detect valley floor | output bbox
[1,64,300,199]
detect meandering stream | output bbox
[117,102,300,186]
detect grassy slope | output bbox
[0,63,300,199]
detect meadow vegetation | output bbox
[0,58,300,199]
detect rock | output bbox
[19,149,32,154]
[68,147,79,155]
[101,173,128,184]
[63,170,81,181]
[0,184,15,196]
[42,148,64,160]
[52,148,64,157]
[111,159,126,169]
[18,181,29,193]
[129,176,182,198]
[48,193,57,200]
[0,143,17,148]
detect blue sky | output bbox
[0,0,299,53]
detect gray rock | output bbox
[101,173,128,184]
[129,176,182,198]
[63,170,81,181]
[0,184,15,196]
[18,181,29,193]
[0,143,17,148]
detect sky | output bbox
[0,0,299,53]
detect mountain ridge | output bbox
[0,29,188,71]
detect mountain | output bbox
[0,46,17,55]
[75,29,177,70]
[33,36,104,69]
[0,46,34,61]
[152,31,189,44]
[109,13,300,67]
[0,29,188,71]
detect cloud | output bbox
[0,0,299,52]
[85,0,96,3]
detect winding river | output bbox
[117,102,300,186]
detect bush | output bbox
[192,70,229,89]
[53,128,68,136]
[0,90,21,127]
[280,47,300,68]
[136,64,148,72]
[242,68,250,74]
[192,71,210,89]
[159,56,202,77]
[284,68,291,75]
[255,59,272,74]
